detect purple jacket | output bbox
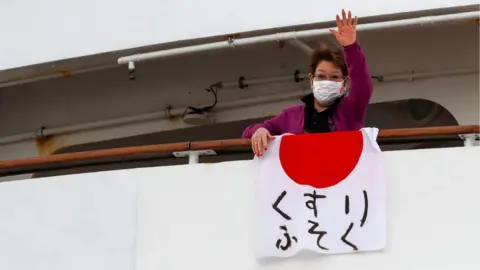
[242,42,373,138]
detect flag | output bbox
[254,128,386,258]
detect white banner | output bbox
[254,128,386,258]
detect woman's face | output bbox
[310,60,348,94]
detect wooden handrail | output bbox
[376,125,479,138]
[0,125,478,177]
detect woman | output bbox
[242,9,373,156]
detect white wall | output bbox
[0,170,137,270]
[0,146,479,269]
[1,0,478,70]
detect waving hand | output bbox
[330,9,358,46]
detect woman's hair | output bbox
[309,41,348,77]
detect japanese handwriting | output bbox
[360,190,368,227]
[271,189,370,252]
[345,195,350,214]
[272,190,291,220]
[341,222,358,250]
[307,220,329,250]
[303,190,327,218]
[304,189,369,251]
[275,225,298,251]
[272,191,297,251]
[340,190,369,251]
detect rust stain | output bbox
[35,134,65,156]
[225,33,241,40]
[1,68,77,85]
[60,70,71,78]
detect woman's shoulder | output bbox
[275,104,305,133]
[282,104,305,116]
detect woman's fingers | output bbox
[256,139,263,156]
[261,134,268,152]
[252,135,265,156]
[342,9,347,26]
[256,137,262,156]
[251,138,257,156]
[335,15,342,30]
[329,29,340,38]
[338,9,356,28]
[252,130,275,157]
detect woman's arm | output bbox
[329,10,373,126]
[341,41,373,123]
[241,111,286,139]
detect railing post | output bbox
[188,152,200,164]
[172,150,216,164]
[461,134,479,147]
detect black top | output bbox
[301,94,332,134]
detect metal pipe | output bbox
[0,89,309,146]
[0,64,118,89]
[0,67,477,146]
[217,67,479,89]
[380,68,479,82]
[218,66,479,89]
[118,11,479,64]
[220,74,301,88]
[2,12,477,89]
[287,40,314,55]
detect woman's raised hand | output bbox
[251,127,275,157]
[330,9,358,47]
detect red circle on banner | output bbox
[279,131,364,188]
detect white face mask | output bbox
[312,80,343,106]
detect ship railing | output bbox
[0,125,478,177]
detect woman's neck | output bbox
[314,102,328,112]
